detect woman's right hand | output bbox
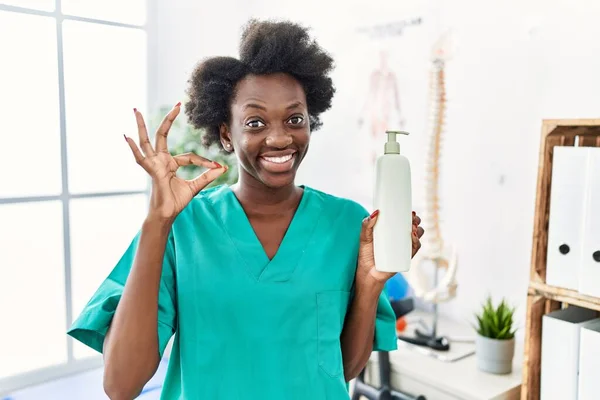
[124,102,227,223]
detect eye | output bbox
[287,115,304,125]
[246,119,265,128]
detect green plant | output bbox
[474,296,516,340]
[151,105,238,188]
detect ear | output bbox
[219,123,233,152]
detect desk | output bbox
[364,311,523,400]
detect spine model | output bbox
[405,39,458,304]
[423,58,446,259]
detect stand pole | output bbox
[398,259,450,351]
[431,260,439,338]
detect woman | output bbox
[68,19,424,400]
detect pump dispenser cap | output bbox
[384,130,409,154]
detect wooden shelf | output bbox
[528,282,600,312]
[522,119,600,400]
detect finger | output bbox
[412,211,421,226]
[124,134,147,168]
[412,224,424,238]
[360,210,379,243]
[134,108,155,156]
[173,152,220,170]
[412,230,421,252]
[155,102,181,153]
[187,165,228,195]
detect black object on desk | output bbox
[397,329,450,352]
[351,297,427,400]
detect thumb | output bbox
[360,210,379,244]
[187,165,228,195]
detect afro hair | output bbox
[184,19,336,150]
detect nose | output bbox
[265,128,293,149]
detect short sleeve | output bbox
[372,285,398,352]
[67,229,177,359]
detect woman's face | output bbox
[221,72,310,189]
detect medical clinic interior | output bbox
[2,0,600,399]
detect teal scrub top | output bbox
[67,184,398,399]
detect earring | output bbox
[225,143,232,150]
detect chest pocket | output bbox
[317,290,351,377]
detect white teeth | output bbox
[263,154,293,164]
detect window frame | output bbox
[0,0,154,394]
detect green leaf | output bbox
[497,325,510,339]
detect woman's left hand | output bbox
[356,210,424,286]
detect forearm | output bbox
[340,274,386,381]
[103,217,172,399]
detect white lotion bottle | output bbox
[372,130,413,273]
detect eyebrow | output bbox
[242,101,304,112]
[243,103,267,111]
[285,101,304,110]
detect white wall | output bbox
[151,0,268,109]
[431,0,600,332]
[151,0,600,336]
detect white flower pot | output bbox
[475,333,515,374]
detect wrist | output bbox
[355,272,386,300]
[143,214,174,232]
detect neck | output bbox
[232,169,301,214]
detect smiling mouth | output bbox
[258,152,297,173]
[261,154,294,164]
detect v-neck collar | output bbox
[208,184,322,283]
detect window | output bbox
[0,1,149,393]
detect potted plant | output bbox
[473,296,517,374]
